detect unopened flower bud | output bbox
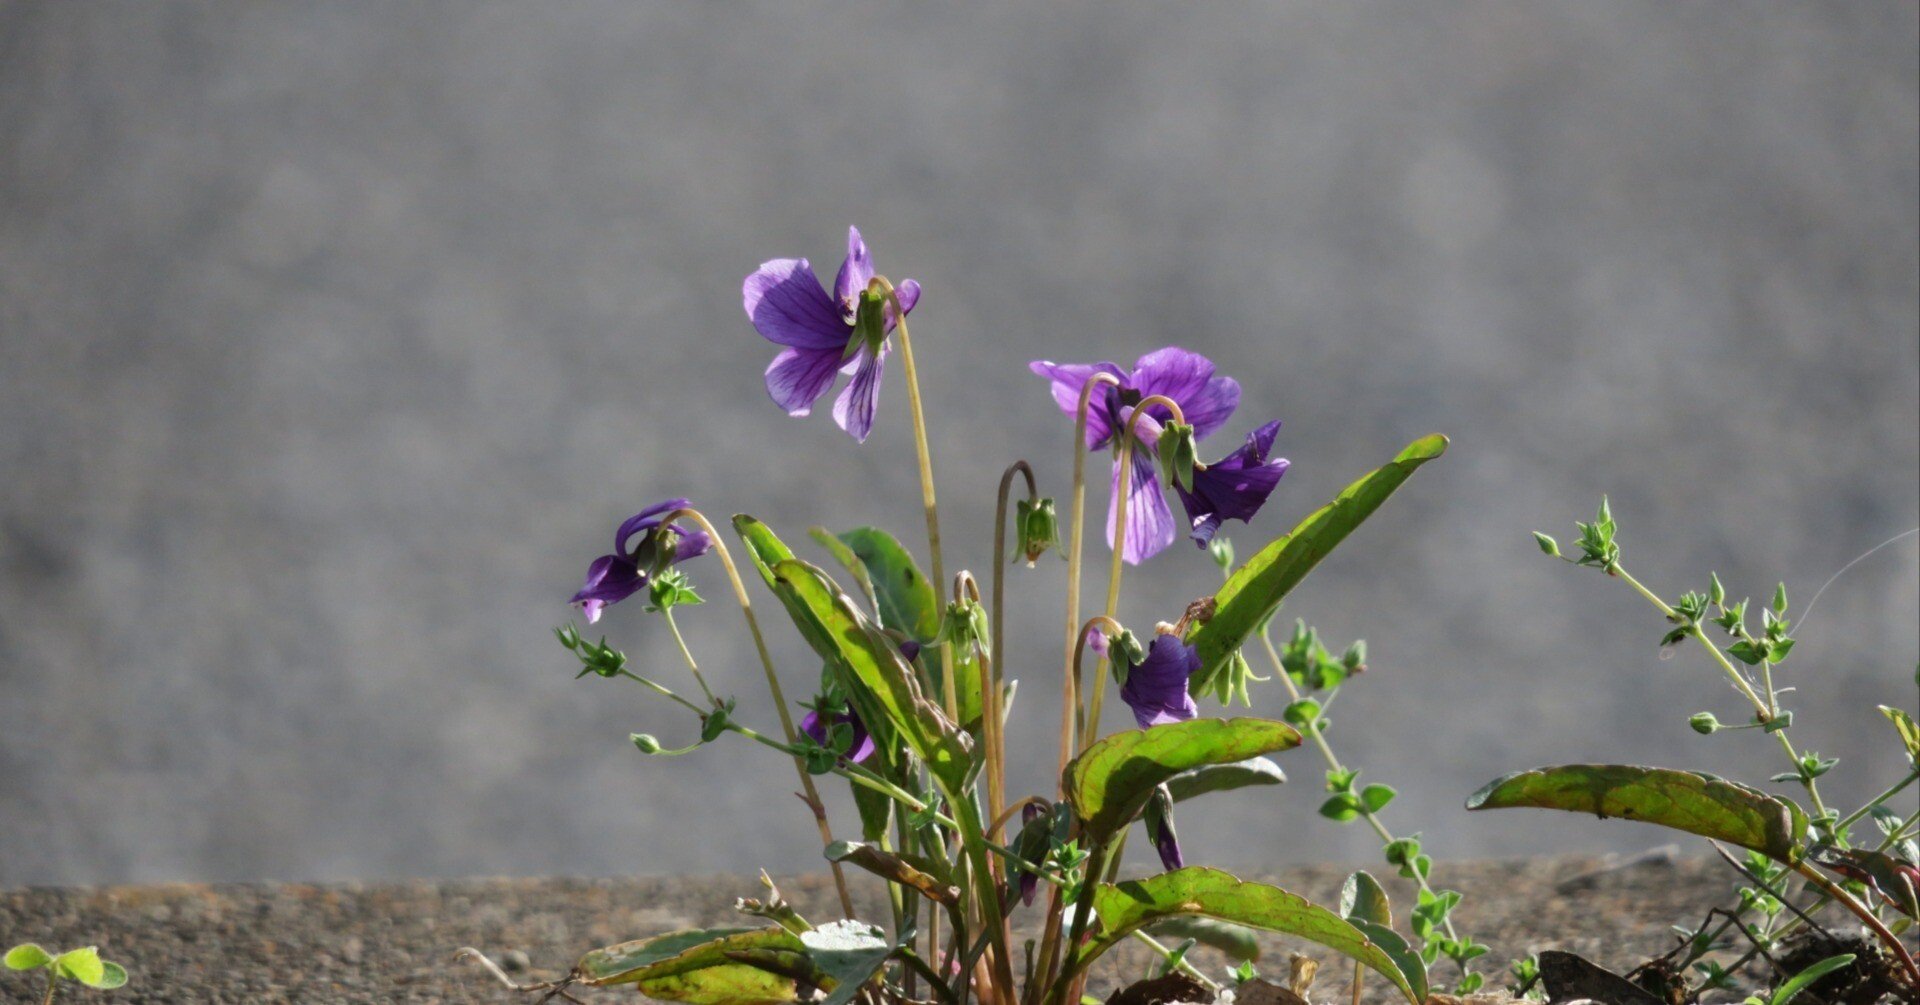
[1015,497,1062,566]
[632,733,665,753]
[1689,712,1720,735]
[1156,421,1200,493]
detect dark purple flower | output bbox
[1030,348,1240,563]
[1174,420,1289,547]
[1145,793,1184,872]
[1117,633,1201,728]
[568,498,711,624]
[800,707,876,765]
[744,227,921,443]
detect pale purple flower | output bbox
[1174,420,1289,547]
[1117,633,1201,728]
[568,498,711,624]
[1029,348,1240,563]
[744,226,921,442]
[800,706,876,764]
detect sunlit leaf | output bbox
[577,927,805,1005]
[800,920,894,1005]
[1067,718,1301,841]
[1880,705,1920,765]
[4,944,51,971]
[834,527,940,642]
[1187,435,1447,682]
[1466,764,1807,862]
[1078,867,1423,1004]
[826,841,957,904]
[1339,871,1391,927]
[52,947,103,986]
[1163,757,1287,802]
[1768,954,1855,1005]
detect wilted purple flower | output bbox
[1029,348,1240,563]
[1017,801,1048,906]
[1117,633,1201,728]
[1174,420,1289,547]
[800,707,876,765]
[744,226,921,443]
[568,499,711,624]
[1145,791,1184,872]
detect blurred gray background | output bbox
[2,3,1916,887]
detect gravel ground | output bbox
[0,853,1853,1003]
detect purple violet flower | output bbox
[1174,419,1289,547]
[568,498,712,624]
[1117,633,1201,729]
[800,707,876,765]
[1029,348,1240,563]
[1146,797,1184,872]
[744,226,921,443]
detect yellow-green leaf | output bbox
[1466,764,1807,863]
[1187,435,1447,682]
[1067,718,1300,840]
[578,926,804,1005]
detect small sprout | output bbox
[1771,581,1789,615]
[5,944,129,1001]
[1229,960,1258,986]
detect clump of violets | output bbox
[511,225,1494,1005]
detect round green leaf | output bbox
[4,944,51,971]
[53,947,104,986]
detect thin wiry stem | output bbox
[991,460,1038,850]
[658,507,855,918]
[1084,395,1186,753]
[1057,373,1122,798]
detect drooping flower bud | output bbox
[1689,712,1722,735]
[1155,420,1200,493]
[1014,496,1062,567]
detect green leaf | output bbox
[1163,756,1287,802]
[835,528,940,642]
[53,947,104,986]
[1360,783,1397,813]
[825,841,958,904]
[1466,764,1808,863]
[1079,867,1424,1004]
[1187,435,1447,682]
[91,961,129,990]
[4,944,51,970]
[1143,917,1261,963]
[772,558,970,791]
[1769,954,1854,1005]
[1339,871,1393,927]
[1880,705,1920,765]
[1066,718,1302,840]
[800,920,894,1005]
[577,927,806,1004]
[807,527,881,618]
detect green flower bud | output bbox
[1155,420,1200,492]
[1689,712,1720,735]
[1532,532,1560,557]
[1015,497,1062,566]
[632,733,665,754]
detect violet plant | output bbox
[467,226,1465,1005]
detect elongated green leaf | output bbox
[826,841,958,904]
[1067,719,1301,840]
[1080,868,1423,1004]
[4,944,51,971]
[800,920,894,1005]
[1187,435,1447,681]
[1164,757,1287,802]
[1466,764,1807,862]
[808,527,882,620]
[1770,954,1855,1005]
[1881,705,1920,765]
[835,528,940,641]
[578,927,805,1005]
[1143,917,1260,962]
[772,559,971,790]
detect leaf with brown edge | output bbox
[825,841,958,905]
[1466,764,1807,863]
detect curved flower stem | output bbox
[1083,395,1186,752]
[659,507,855,918]
[1058,373,1122,798]
[1070,616,1128,749]
[662,609,721,708]
[991,461,1039,843]
[873,277,955,722]
[1608,562,1833,828]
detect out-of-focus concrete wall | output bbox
[1,3,1914,885]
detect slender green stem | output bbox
[873,278,953,723]
[42,974,57,1005]
[1057,374,1123,796]
[616,669,709,716]
[1252,625,1465,949]
[1049,840,1110,1005]
[658,508,855,918]
[991,460,1038,850]
[662,609,720,708]
[1610,563,1833,828]
[1835,767,1919,834]
[1085,395,1186,751]
[1131,931,1221,992]
[898,948,962,1005]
